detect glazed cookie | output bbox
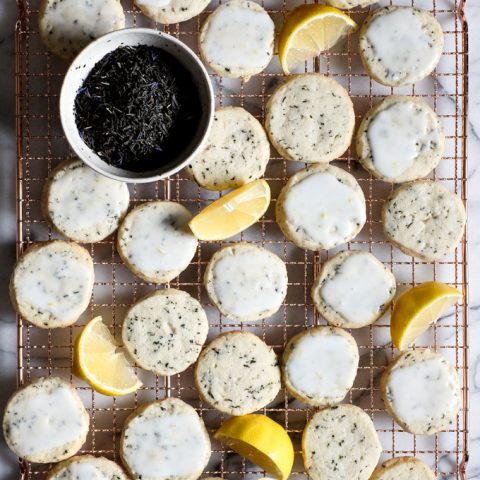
[42,159,130,243]
[117,201,198,284]
[357,96,445,183]
[120,398,211,480]
[265,74,355,162]
[382,181,466,261]
[135,0,211,24]
[371,457,436,480]
[381,350,461,435]
[3,377,89,463]
[10,241,94,329]
[282,326,359,407]
[47,455,128,480]
[276,164,366,251]
[199,0,275,80]
[326,0,377,9]
[195,331,281,415]
[302,404,382,480]
[39,0,125,60]
[204,243,288,322]
[122,289,209,376]
[187,107,270,190]
[359,7,444,86]
[312,250,396,329]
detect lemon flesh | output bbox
[74,316,142,396]
[215,414,294,480]
[391,281,462,351]
[279,5,357,75]
[188,179,270,241]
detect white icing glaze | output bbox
[67,462,105,480]
[136,0,172,7]
[366,8,441,84]
[321,253,393,325]
[211,248,287,318]
[16,249,93,323]
[121,203,197,276]
[123,413,209,478]
[367,102,441,178]
[286,333,358,400]
[202,1,274,72]
[7,386,87,458]
[388,357,459,426]
[284,172,366,249]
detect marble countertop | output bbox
[0,0,479,479]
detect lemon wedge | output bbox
[279,5,357,75]
[391,281,462,351]
[74,316,142,396]
[188,179,270,241]
[215,414,294,480]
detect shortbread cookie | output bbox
[282,327,359,407]
[382,181,466,261]
[47,455,128,480]
[312,250,396,328]
[42,159,130,243]
[199,0,275,80]
[121,398,211,480]
[187,107,270,190]
[359,7,444,86]
[357,96,445,183]
[10,241,94,328]
[122,289,209,376]
[326,0,377,9]
[117,201,198,284]
[135,0,211,24]
[381,350,461,435]
[195,331,281,415]
[265,74,355,162]
[302,404,382,480]
[3,377,89,463]
[371,457,436,480]
[204,243,288,322]
[39,0,125,60]
[276,164,366,251]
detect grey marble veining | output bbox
[0,0,479,479]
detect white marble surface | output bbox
[0,0,479,479]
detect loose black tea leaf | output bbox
[74,45,202,172]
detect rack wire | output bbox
[15,0,469,478]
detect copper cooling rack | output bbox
[14,0,469,478]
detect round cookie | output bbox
[312,250,396,329]
[380,349,461,435]
[282,326,359,407]
[10,241,94,329]
[42,159,130,243]
[134,0,211,24]
[39,0,125,60]
[382,181,466,261]
[302,404,382,480]
[357,96,445,183]
[204,243,288,322]
[186,107,270,191]
[265,74,355,163]
[3,377,89,463]
[122,289,209,376]
[199,0,275,80]
[326,0,377,9]
[120,397,211,480]
[359,6,444,87]
[276,164,366,251]
[371,457,436,480]
[47,455,128,480]
[195,331,281,415]
[117,201,198,284]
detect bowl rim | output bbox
[59,27,214,184]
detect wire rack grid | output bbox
[15,0,469,478]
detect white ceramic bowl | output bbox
[60,28,214,183]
